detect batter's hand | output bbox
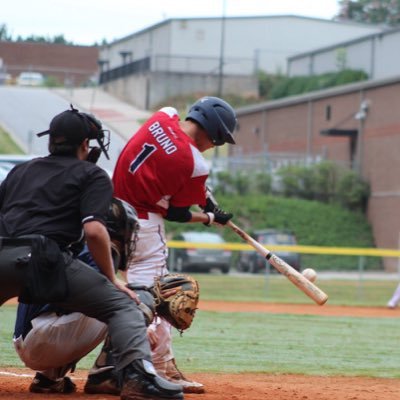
[204,208,233,226]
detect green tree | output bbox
[0,24,12,41]
[337,0,400,26]
[17,34,74,45]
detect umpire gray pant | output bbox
[0,243,152,371]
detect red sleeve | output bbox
[170,175,208,208]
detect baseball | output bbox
[302,268,317,282]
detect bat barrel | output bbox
[228,221,328,305]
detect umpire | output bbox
[0,106,183,400]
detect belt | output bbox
[0,236,66,250]
[137,211,149,220]
[0,237,36,247]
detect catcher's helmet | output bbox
[105,197,139,269]
[37,104,111,159]
[186,96,237,146]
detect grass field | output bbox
[1,274,399,379]
[195,273,398,306]
[0,126,23,154]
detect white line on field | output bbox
[0,371,33,377]
[0,370,85,380]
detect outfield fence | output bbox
[167,240,400,302]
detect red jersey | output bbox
[113,107,209,217]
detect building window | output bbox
[325,105,331,121]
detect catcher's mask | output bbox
[105,197,139,270]
[37,104,111,159]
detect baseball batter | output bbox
[110,96,237,393]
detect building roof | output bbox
[288,25,400,61]
[104,14,382,47]
[236,74,400,116]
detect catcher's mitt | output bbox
[150,273,200,332]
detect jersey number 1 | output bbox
[129,143,157,174]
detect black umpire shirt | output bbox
[0,154,113,248]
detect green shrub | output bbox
[44,75,62,87]
[337,170,370,212]
[166,194,379,271]
[276,161,369,212]
[254,172,272,194]
[264,69,368,100]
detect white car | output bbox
[16,72,44,87]
[0,154,113,182]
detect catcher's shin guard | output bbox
[88,335,116,375]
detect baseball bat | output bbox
[227,221,328,305]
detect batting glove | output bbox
[203,186,219,212]
[204,208,233,226]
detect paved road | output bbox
[0,86,149,172]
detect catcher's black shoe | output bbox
[84,369,121,395]
[120,359,184,400]
[29,372,77,394]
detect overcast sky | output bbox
[2,0,341,46]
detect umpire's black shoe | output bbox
[121,359,184,400]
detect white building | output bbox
[98,15,383,109]
[288,26,400,80]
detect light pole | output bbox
[217,0,227,97]
[214,0,227,164]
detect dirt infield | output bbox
[1,368,399,400]
[1,300,400,399]
[199,300,400,318]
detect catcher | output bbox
[13,197,199,394]
[84,273,199,395]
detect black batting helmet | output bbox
[186,96,237,146]
[105,197,139,270]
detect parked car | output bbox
[0,155,35,182]
[236,229,301,273]
[168,231,232,274]
[0,165,10,182]
[0,154,40,183]
[0,154,38,165]
[0,154,112,183]
[16,72,44,87]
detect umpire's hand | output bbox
[113,277,141,304]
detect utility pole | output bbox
[215,0,227,163]
[217,0,227,97]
